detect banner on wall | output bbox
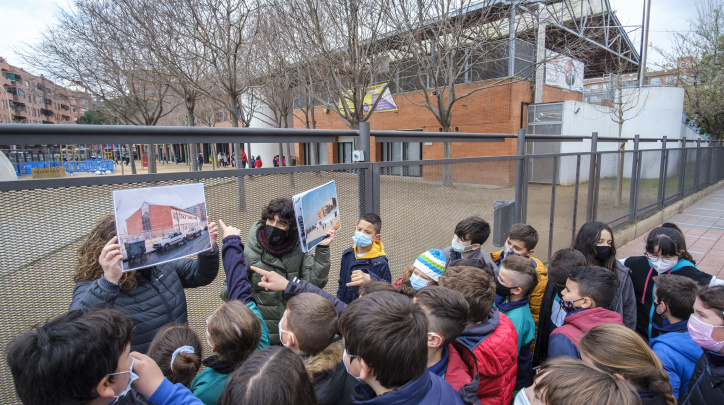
[545,51,585,91]
[338,83,398,113]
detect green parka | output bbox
[245,219,331,344]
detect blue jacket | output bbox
[148,378,204,405]
[337,243,391,304]
[352,370,464,405]
[649,321,703,403]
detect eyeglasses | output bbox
[645,251,678,261]
[343,349,357,363]
[108,357,134,376]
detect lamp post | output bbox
[0,85,12,123]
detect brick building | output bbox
[124,202,204,240]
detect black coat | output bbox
[70,246,219,353]
[682,351,724,405]
[532,281,558,367]
[305,340,357,405]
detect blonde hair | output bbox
[208,301,261,366]
[579,324,676,405]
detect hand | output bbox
[317,229,337,247]
[207,222,219,249]
[346,270,371,287]
[249,266,289,291]
[218,219,241,238]
[130,352,165,399]
[99,236,123,284]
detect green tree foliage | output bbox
[76,109,114,125]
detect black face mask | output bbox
[595,246,612,262]
[265,225,287,245]
[495,278,516,297]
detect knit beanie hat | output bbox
[414,249,447,281]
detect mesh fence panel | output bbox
[0,169,360,401]
[596,151,633,227]
[637,150,665,215]
[698,148,711,188]
[684,149,697,193]
[664,149,682,201]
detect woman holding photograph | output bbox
[245,197,335,345]
[69,214,220,353]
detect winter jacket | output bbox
[532,282,565,366]
[284,277,348,316]
[625,256,713,340]
[495,296,535,390]
[351,370,464,405]
[148,378,205,405]
[337,241,391,304]
[70,246,220,353]
[682,351,724,405]
[639,391,669,405]
[650,321,703,402]
[604,260,637,330]
[454,307,518,405]
[245,219,331,344]
[304,339,357,405]
[548,307,624,359]
[428,345,481,405]
[442,246,497,271]
[190,366,230,405]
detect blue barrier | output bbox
[12,159,115,176]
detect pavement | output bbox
[617,190,724,279]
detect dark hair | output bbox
[508,223,539,250]
[697,285,724,322]
[449,258,496,277]
[260,197,297,234]
[218,346,317,405]
[548,249,587,286]
[359,213,382,234]
[438,266,495,323]
[500,255,539,295]
[287,293,338,355]
[359,279,397,296]
[454,216,491,245]
[573,221,617,273]
[7,309,134,405]
[207,301,261,367]
[566,266,619,309]
[645,226,696,264]
[147,324,203,387]
[338,292,427,388]
[416,286,470,345]
[653,274,699,320]
[395,283,418,299]
[661,222,684,235]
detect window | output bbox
[649,77,661,85]
[380,141,422,177]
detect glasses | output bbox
[343,350,357,363]
[108,357,134,376]
[645,251,678,261]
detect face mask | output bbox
[688,314,724,352]
[595,246,612,262]
[650,257,677,274]
[451,238,470,253]
[110,358,139,404]
[343,348,361,381]
[409,273,429,290]
[513,388,532,405]
[353,232,373,247]
[265,225,287,246]
[560,297,584,313]
[278,316,295,348]
[206,330,213,349]
[503,246,520,258]
[495,278,516,297]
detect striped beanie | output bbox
[414,249,447,281]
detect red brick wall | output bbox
[125,209,144,234]
[150,206,174,229]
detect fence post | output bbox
[359,122,379,216]
[514,128,526,223]
[629,135,640,220]
[658,136,667,209]
[679,136,687,197]
[586,132,598,222]
[694,139,702,190]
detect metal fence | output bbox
[0,124,723,400]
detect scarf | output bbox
[257,226,298,256]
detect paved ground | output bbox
[617,190,724,279]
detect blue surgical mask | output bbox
[352,232,373,248]
[409,274,429,290]
[343,348,361,381]
[451,237,467,253]
[110,358,139,404]
[503,246,519,258]
[513,388,532,405]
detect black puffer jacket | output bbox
[69,246,219,353]
[304,339,356,405]
[682,351,724,404]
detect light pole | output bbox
[0,85,12,123]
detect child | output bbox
[490,223,549,336]
[147,324,203,387]
[572,221,637,329]
[648,275,702,402]
[339,291,464,404]
[393,249,447,290]
[336,213,391,304]
[548,266,624,359]
[438,266,518,405]
[442,216,496,270]
[415,286,480,404]
[219,346,318,405]
[532,248,587,366]
[495,255,539,391]
[6,308,204,405]
[279,293,357,405]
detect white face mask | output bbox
[650,257,677,273]
[109,358,139,404]
[278,316,295,348]
[513,388,532,405]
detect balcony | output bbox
[61,115,71,121]
[11,115,27,122]
[9,101,26,112]
[44,98,53,105]
[4,72,22,83]
[40,108,54,117]
[60,104,70,111]
[37,83,51,92]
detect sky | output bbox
[112,183,206,234]
[0,0,700,75]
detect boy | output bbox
[280,293,357,405]
[438,266,518,405]
[415,286,480,404]
[337,213,391,304]
[491,223,549,335]
[648,274,702,402]
[339,291,464,404]
[6,308,203,405]
[442,216,496,270]
[548,266,624,359]
[495,255,539,391]
[532,248,587,366]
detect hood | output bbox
[353,371,442,405]
[564,307,624,332]
[304,339,344,378]
[650,331,704,363]
[457,307,501,351]
[354,240,386,259]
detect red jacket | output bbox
[254,159,262,168]
[453,308,518,405]
[445,343,481,405]
[548,307,624,359]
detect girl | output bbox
[572,221,637,330]
[147,324,202,387]
[393,249,447,290]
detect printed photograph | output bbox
[113,183,211,271]
[293,180,341,252]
